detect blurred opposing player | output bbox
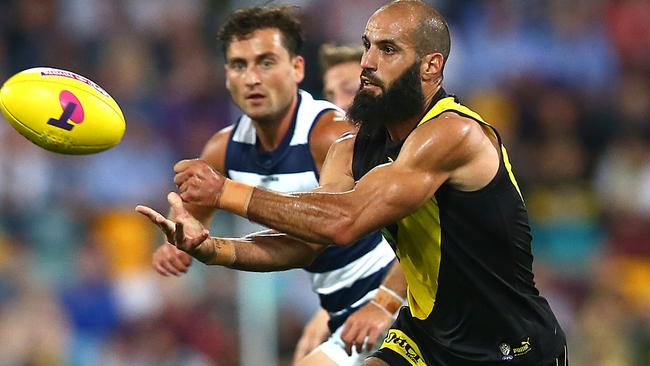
[150,6,405,366]
[293,42,401,365]
[319,43,364,112]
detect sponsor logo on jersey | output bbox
[499,342,513,361]
[381,329,426,366]
[499,337,532,360]
[512,337,532,357]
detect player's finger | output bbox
[154,215,176,244]
[174,221,186,250]
[167,192,186,214]
[342,324,357,355]
[177,249,193,266]
[135,205,171,232]
[152,247,171,276]
[176,180,195,199]
[166,251,190,274]
[173,159,196,173]
[352,330,368,356]
[178,187,193,203]
[178,183,204,205]
[173,171,192,186]
[159,259,182,276]
[136,205,175,242]
[153,260,171,276]
[186,230,210,248]
[365,327,383,352]
[135,205,163,220]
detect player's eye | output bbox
[230,61,246,71]
[382,46,396,55]
[260,59,275,69]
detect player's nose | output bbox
[243,69,262,86]
[360,48,377,71]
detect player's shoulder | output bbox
[326,130,357,159]
[403,111,490,171]
[414,111,483,148]
[309,109,354,145]
[199,125,234,174]
[202,125,234,152]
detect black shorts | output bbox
[372,308,568,366]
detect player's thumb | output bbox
[167,192,186,213]
[173,159,195,173]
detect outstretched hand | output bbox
[136,192,214,263]
[173,159,226,207]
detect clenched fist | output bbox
[173,159,226,207]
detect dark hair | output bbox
[217,6,304,58]
[318,43,364,76]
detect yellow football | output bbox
[0,67,125,154]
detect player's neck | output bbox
[386,85,443,142]
[252,94,298,152]
[385,116,421,142]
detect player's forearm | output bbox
[216,168,410,246]
[246,188,361,246]
[379,261,407,298]
[197,232,323,271]
[215,179,357,245]
[372,261,407,316]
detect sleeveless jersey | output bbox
[226,90,395,331]
[353,90,565,364]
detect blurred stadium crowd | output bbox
[0,0,649,365]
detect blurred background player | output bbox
[150,6,405,366]
[292,42,371,364]
[319,43,364,112]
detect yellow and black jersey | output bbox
[352,89,566,365]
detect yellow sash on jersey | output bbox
[396,96,522,320]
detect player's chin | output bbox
[242,106,273,120]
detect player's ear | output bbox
[292,55,305,83]
[224,65,231,91]
[420,52,444,82]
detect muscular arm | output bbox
[214,123,357,271]
[156,110,357,272]
[206,125,356,271]
[243,114,498,246]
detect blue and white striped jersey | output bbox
[225,90,395,331]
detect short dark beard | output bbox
[347,61,425,135]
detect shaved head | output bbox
[350,0,450,130]
[376,0,450,61]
